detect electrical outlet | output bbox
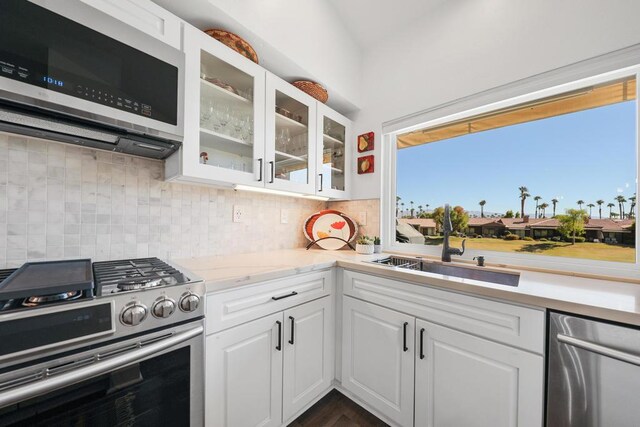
[358,211,367,226]
[280,209,289,224]
[233,205,244,223]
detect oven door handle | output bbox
[0,325,203,409]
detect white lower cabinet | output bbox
[342,292,544,427]
[341,296,415,426]
[206,296,333,427]
[282,296,334,421]
[206,312,283,427]
[414,319,544,427]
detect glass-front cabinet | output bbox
[265,73,317,194]
[316,103,350,199]
[167,26,265,187]
[166,26,351,199]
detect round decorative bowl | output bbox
[204,29,259,64]
[292,80,328,103]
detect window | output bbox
[386,70,639,274]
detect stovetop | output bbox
[93,258,191,296]
[0,258,193,313]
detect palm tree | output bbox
[519,186,530,218]
[401,202,405,217]
[539,202,549,218]
[410,201,415,218]
[629,195,636,219]
[616,195,626,219]
[596,199,604,219]
[418,205,423,215]
[396,196,401,218]
[425,203,430,213]
[533,196,541,218]
[551,198,559,217]
[479,200,486,218]
[577,200,584,210]
[587,203,595,218]
[607,202,615,218]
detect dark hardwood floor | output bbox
[288,390,388,427]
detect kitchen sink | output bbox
[368,255,520,287]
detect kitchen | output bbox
[1,0,640,426]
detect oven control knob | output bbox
[179,293,200,312]
[152,297,176,319]
[121,303,148,326]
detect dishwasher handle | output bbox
[557,333,640,367]
[0,325,203,409]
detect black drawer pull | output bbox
[276,321,282,351]
[272,291,298,301]
[403,322,409,352]
[289,316,295,345]
[420,328,425,359]
[257,158,263,182]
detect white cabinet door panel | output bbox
[282,296,334,421]
[206,312,283,427]
[342,296,414,426]
[415,319,544,427]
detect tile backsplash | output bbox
[0,132,382,268]
[0,132,328,268]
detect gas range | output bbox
[0,257,205,424]
[0,257,205,366]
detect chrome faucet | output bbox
[442,204,465,262]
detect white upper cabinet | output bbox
[165,25,352,199]
[78,0,181,48]
[316,103,351,199]
[265,73,317,195]
[166,25,266,187]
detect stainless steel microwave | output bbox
[0,0,184,159]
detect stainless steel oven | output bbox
[0,258,206,427]
[0,319,204,426]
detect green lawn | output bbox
[424,236,635,263]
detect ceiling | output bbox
[327,0,447,49]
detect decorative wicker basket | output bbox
[292,80,328,103]
[204,29,259,64]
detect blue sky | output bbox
[397,101,637,216]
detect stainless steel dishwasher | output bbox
[547,311,640,426]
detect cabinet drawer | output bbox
[207,270,333,334]
[343,270,544,354]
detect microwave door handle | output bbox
[557,333,640,367]
[0,325,203,409]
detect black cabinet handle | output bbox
[257,158,263,182]
[403,322,409,352]
[318,173,323,192]
[269,161,275,183]
[272,291,298,301]
[420,328,425,359]
[276,321,282,351]
[288,316,295,345]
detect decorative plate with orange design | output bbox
[304,210,357,250]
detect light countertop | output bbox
[172,249,640,327]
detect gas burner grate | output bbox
[93,258,189,295]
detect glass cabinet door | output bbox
[177,27,265,187]
[316,104,350,198]
[265,73,317,194]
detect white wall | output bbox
[153,0,363,113]
[351,0,640,199]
